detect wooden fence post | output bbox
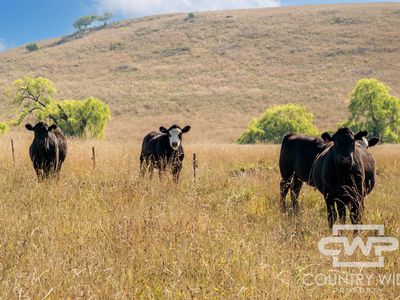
[92,146,96,169]
[11,139,15,166]
[193,153,198,183]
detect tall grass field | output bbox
[0,134,398,298]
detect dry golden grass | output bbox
[0,133,398,298]
[1,3,400,142]
[0,5,399,296]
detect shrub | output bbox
[0,122,9,136]
[110,42,123,51]
[185,13,196,21]
[26,43,38,52]
[341,78,400,143]
[237,104,319,144]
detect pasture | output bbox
[0,134,398,298]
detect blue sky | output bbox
[0,0,396,51]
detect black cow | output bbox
[140,125,191,182]
[279,132,331,211]
[311,128,376,228]
[279,132,379,212]
[26,122,67,180]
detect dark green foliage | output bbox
[185,13,196,21]
[26,43,38,52]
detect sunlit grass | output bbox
[0,135,398,298]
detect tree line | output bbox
[238,78,400,144]
[1,77,398,143]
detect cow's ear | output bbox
[354,130,368,141]
[321,132,332,142]
[25,124,34,131]
[48,125,57,131]
[182,125,191,133]
[368,137,380,147]
[159,127,168,133]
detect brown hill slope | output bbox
[0,3,400,142]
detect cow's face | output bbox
[331,128,367,170]
[357,136,379,148]
[26,122,57,150]
[358,137,369,148]
[160,125,191,150]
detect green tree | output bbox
[54,98,110,138]
[341,78,400,143]
[73,15,96,31]
[6,76,60,124]
[6,76,111,138]
[97,12,112,26]
[238,104,319,144]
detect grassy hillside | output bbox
[1,3,400,142]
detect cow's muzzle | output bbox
[339,155,353,168]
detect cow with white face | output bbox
[140,124,191,182]
[358,136,380,149]
[161,126,187,150]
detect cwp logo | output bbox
[319,225,398,268]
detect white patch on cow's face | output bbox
[358,137,369,148]
[168,128,182,150]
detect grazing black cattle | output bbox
[279,131,379,212]
[311,128,376,228]
[140,125,191,182]
[26,122,67,180]
[279,132,331,211]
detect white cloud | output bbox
[0,39,7,52]
[95,0,281,17]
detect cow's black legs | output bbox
[148,164,154,180]
[35,167,44,182]
[172,164,181,183]
[158,158,166,181]
[280,177,292,212]
[349,200,362,225]
[173,172,180,183]
[325,195,337,228]
[336,200,346,224]
[140,155,147,178]
[290,175,302,212]
[55,162,63,180]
